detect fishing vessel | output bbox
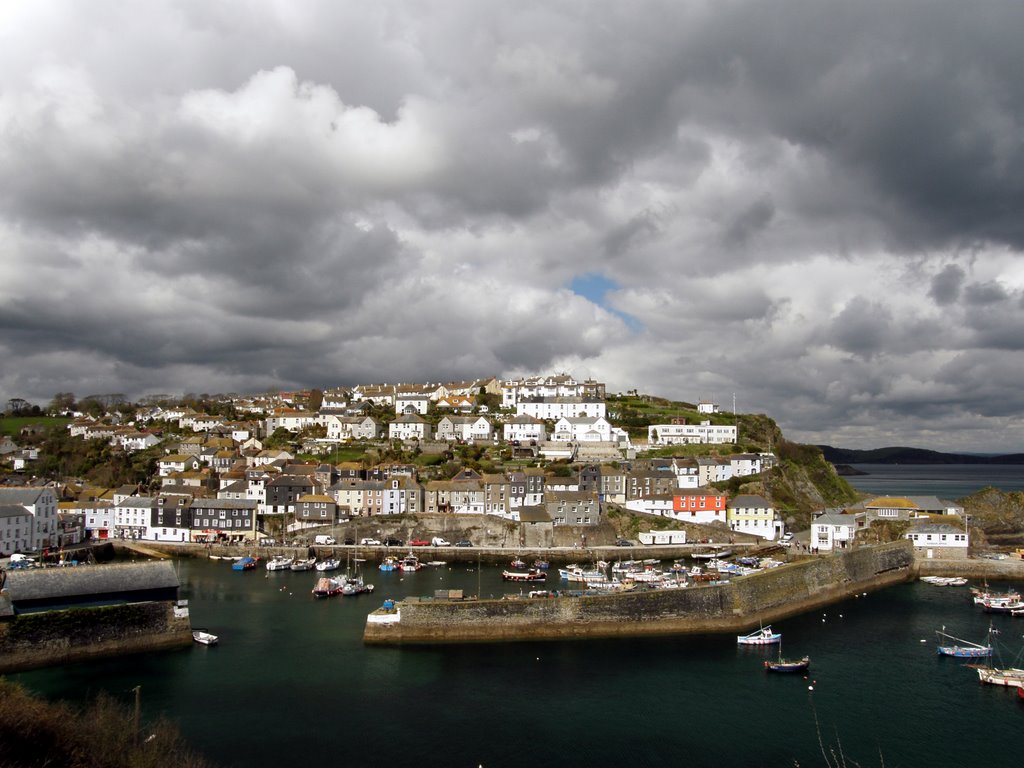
[935,626,993,658]
[764,656,809,673]
[737,626,781,645]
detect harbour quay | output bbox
[364,541,915,644]
[0,561,192,673]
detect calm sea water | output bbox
[845,464,1024,499]
[10,557,1024,768]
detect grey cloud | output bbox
[826,298,893,358]
[963,280,1009,306]
[929,264,965,305]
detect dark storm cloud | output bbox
[929,265,965,306]
[4,1,1024,450]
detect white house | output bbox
[727,494,781,541]
[0,504,33,555]
[811,512,861,551]
[501,375,605,407]
[697,400,720,414]
[516,398,607,421]
[0,486,58,552]
[388,413,433,442]
[264,409,319,434]
[324,415,382,441]
[502,415,548,444]
[624,495,675,517]
[905,523,969,558]
[114,496,158,540]
[647,421,737,445]
[119,431,161,452]
[552,416,612,443]
[395,394,430,415]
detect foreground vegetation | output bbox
[0,679,215,768]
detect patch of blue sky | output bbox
[569,273,642,332]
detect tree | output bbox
[5,398,31,416]
[48,393,77,414]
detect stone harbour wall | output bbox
[0,601,192,673]
[364,541,915,644]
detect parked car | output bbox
[314,535,336,546]
[343,537,355,546]
[360,537,381,546]
[454,540,473,547]
[409,539,431,547]
[615,539,633,547]
[781,532,794,542]
[431,537,451,547]
[383,537,404,547]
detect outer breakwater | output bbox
[364,541,914,645]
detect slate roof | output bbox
[0,504,31,519]
[3,561,179,602]
[0,488,46,505]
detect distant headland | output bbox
[819,445,1024,466]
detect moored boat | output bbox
[981,598,1024,614]
[975,666,1024,688]
[764,656,809,673]
[265,556,293,571]
[312,577,344,598]
[936,627,993,658]
[510,557,527,569]
[532,560,550,570]
[192,629,219,646]
[232,556,257,571]
[502,568,547,582]
[316,558,341,572]
[342,574,375,595]
[379,556,399,572]
[290,557,317,571]
[399,553,422,572]
[737,626,782,645]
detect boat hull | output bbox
[937,646,992,658]
[765,657,809,673]
[976,667,1024,688]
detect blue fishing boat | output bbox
[232,556,257,571]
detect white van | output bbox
[431,537,450,547]
[313,535,336,546]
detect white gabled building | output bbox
[0,487,59,553]
[647,421,737,445]
[811,512,862,551]
[0,503,33,555]
[395,394,430,415]
[501,375,605,407]
[727,494,782,541]
[502,415,548,444]
[551,416,612,443]
[388,413,433,442]
[516,398,607,421]
[264,409,319,434]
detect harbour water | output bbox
[844,463,1024,499]
[10,557,1024,767]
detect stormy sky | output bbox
[3,0,1024,452]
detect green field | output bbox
[0,416,71,437]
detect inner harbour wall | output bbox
[0,601,192,674]
[363,542,915,645]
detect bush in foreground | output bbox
[0,679,216,768]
